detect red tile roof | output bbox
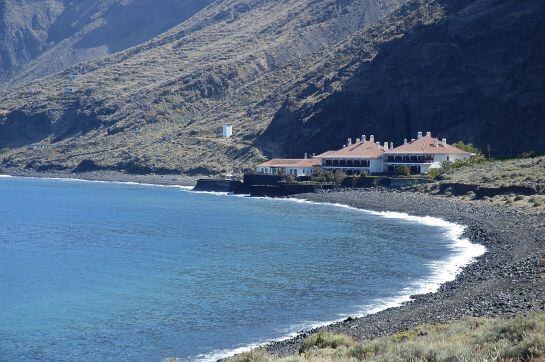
[385,136,470,155]
[256,158,321,168]
[315,140,385,159]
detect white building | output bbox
[383,131,472,174]
[255,157,320,177]
[314,135,388,175]
[222,124,233,138]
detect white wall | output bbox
[370,158,384,173]
[222,125,233,138]
[285,167,313,176]
[257,166,312,176]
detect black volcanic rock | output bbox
[261,0,545,158]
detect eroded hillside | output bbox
[0,0,214,84]
[0,0,406,175]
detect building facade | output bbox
[255,158,320,177]
[383,132,472,174]
[253,131,472,177]
[314,135,388,175]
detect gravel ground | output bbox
[265,188,545,356]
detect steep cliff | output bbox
[261,0,545,158]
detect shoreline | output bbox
[200,198,488,362]
[2,173,544,359]
[1,169,199,187]
[262,189,545,357]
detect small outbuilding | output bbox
[222,124,233,138]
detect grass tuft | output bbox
[299,332,355,353]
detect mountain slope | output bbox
[0,0,214,84]
[0,0,407,174]
[261,0,545,158]
[1,0,543,175]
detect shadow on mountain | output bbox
[258,0,545,158]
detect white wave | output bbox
[188,190,230,196]
[194,197,486,362]
[0,174,13,178]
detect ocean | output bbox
[0,176,484,361]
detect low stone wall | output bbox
[245,183,335,197]
[193,179,243,192]
[342,176,433,188]
[438,183,538,197]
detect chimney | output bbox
[426,131,431,137]
[442,138,447,147]
[404,138,408,145]
[312,153,316,158]
[384,142,389,150]
[390,142,394,150]
[417,131,423,139]
[343,144,346,148]
[356,138,360,143]
[362,134,366,142]
[433,139,439,147]
[347,138,352,146]
[304,153,308,159]
[370,135,375,143]
[376,142,380,147]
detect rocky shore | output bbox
[264,188,545,357]
[1,169,199,187]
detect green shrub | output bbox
[311,168,335,183]
[426,168,443,180]
[395,165,411,177]
[452,141,482,155]
[514,195,525,201]
[229,349,272,362]
[299,332,354,353]
[518,151,542,159]
[333,171,347,185]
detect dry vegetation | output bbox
[0,0,436,175]
[440,157,545,192]
[411,156,545,212]
[229,313,545,362]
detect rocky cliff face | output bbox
[261,0,545,158]
[0,0,213,84]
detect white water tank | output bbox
[222,124,233,138]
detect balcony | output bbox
[323,159,370,168]
[385,155,434,164]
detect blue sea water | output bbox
[0,176,483,361]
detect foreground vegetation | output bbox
[229,313,545,362]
